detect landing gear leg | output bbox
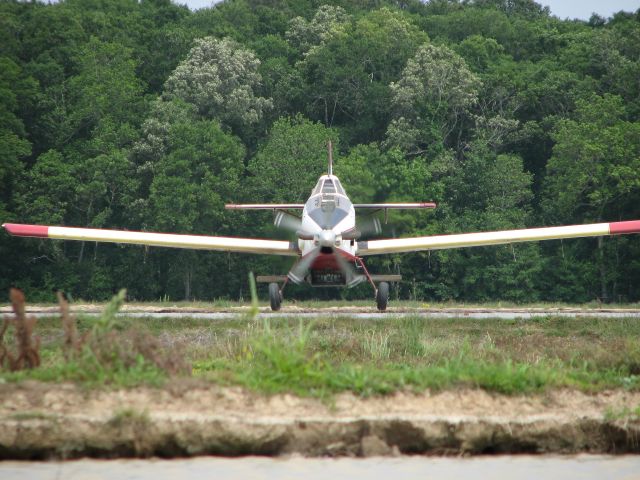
[269,282,282,311]
[376,282,389,311]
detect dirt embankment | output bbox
[0,383,639,459]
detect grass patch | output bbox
[2,355,167,387]
[0,289,188,388]
[2,285,640,397]
[604,404,640,421]
[108,408,151,429]
[192,316,640,398]
[6,411,58,421]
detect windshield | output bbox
[312,177,346,196]
[322,179,336,194]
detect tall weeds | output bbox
[58,291,84,359]
[2,288,190,383]
[0,288,40,371]
[77,289,191,379]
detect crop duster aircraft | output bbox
[3,143,640,311]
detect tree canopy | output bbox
[1,0,639,303]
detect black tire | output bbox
[376,282,389,311]
[269,283,282,311]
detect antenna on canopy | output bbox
[327,140,333,176]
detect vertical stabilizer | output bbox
[327,140,333,176]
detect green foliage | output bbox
[5,306,640,396]
[248,115,337,203]
[15,150,72,223]
[1,0,640,303]
[93,288,127,332]
[387,42,480,153]
[286,4,350,55]
[164,36,273,131]
[544,94,640,223]
[299,7,428,143]
[0,289,175,387]
[193,313,640,397]
[146,119,245,232]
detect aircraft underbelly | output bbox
[308,248,359,286]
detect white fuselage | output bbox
[298,175,357,258]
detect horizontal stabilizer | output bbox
[2,223,300,256]
[353,203,436,209]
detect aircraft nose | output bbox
[318,229,335,247]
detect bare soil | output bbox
[1,382,639,459]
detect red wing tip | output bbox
[2,223,50,238]
[610,220,640,235]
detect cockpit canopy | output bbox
[312,176,346,196]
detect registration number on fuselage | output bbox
[310,270,345,286]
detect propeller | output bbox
[287,228,364,286]
[357,216,382,237]
[288,247,321,284]
[334,250,364,287]
[274,204,371,286]
[274,211,302,233]
[275,203,382,240]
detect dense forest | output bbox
[1,0,639,303]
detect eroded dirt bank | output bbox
[0,383,639,459]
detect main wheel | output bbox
[269,283,282,311]
[376,282,389,311]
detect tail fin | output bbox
[327,140,333,176]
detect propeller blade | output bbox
[296,230,315,241]
[341,227,361,240]
[357,217,382,237]
[334,251,365,288]
[288,247,321,284]
[274,211,302,232]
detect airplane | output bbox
[3,142,640,311]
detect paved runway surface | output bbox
[4,303,640,320]
[43,310,640,320]
[125,310,640,320]
[21,308,640,320]
[3,455,640,480]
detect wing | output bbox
[357,220,640,256]
[2,223,299,256]
[225,204,305,210]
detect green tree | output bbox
[299,7,428,143]
[543,94,640,301]
[286,5,350,55]
[163,37,273,132]
[2,0,640,302]
[429,144,540,301]
[15,150,74,226]
[142,116,246,300]
[247,115,337,203]
[544,95,640,224]
[386,43,480,155]
[0,57,35,219]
